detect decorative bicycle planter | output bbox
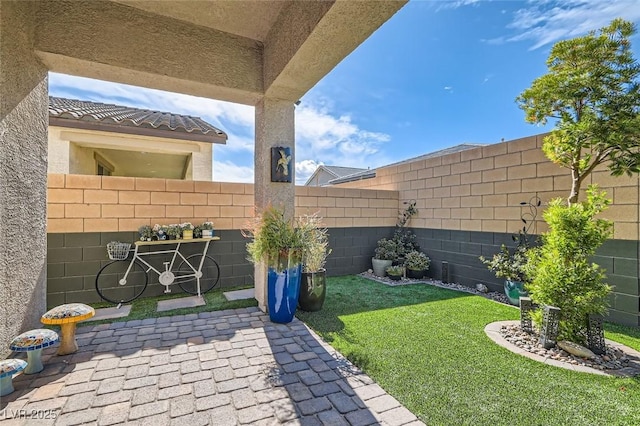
[96,238,221,305]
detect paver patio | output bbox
[1,307,424,426]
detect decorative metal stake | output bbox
[519,297,534,334]
[442,261,449,283]
[587,314,606,355]
[539,305,561,349]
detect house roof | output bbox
[386,143,486,167]
[327,168,376,185]
[304,165,368,186]
[327,144,486,185]
[48,96,227,144]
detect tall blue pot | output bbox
[267,263,302,323]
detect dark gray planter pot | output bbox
[298,269,327,312]
[406,268,426,279]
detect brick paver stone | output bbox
[129,400,170,421]
[98,401,130,426]
[8,307,425,426]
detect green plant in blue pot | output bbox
[480,237,530,305]
[244,206,304,323]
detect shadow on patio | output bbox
[1,306,423,425]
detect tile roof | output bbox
[48,96,227,144]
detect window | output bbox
[94,152,114,176]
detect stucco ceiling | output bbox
[111,0,288,42]
[96,147,187,180]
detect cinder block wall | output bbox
[47,174,398,231]
[46,174,398,307]
[337,134,640,326]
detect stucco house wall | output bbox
[48,126,214,180]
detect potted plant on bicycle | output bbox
[200,221,215,238]
[181,222,194,240]
[297,213,332,312]
[404,250,430,279]
[167,224,181,240]
[138,225,153,241]
[243,206,304,323]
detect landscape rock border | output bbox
[486,321,640,377]
[359,272,640,377]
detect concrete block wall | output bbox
[47,174,398,232]
[338,134,640,241]
[45,174,399,306]
[46,226,395,307]
[337,134,640,326]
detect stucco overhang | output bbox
[33,0,407,106]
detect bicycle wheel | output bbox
[177,254,220,295]
[95,259,149,304]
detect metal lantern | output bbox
[519,297,534,334]
[538,305,561,349]
[587,314,606,355]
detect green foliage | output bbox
[397,200,418,227]
[392,228,420,259]
[374,200,421,262]
[297,276,640,425]
[525,186,613,343]
[243,206,304,272]
[386,265,405,276]
[404,250,430,270]
[298,213,332,273]
[138,225,152,240]
[374,238,398,260]
[517,19,640,204]
[480,243,530,282]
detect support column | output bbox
[0,2,49,357]
[253,98,296,312]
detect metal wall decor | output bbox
[587,314,606,355]
[539,305,561,349]
[519,297,534,334]
[271,147,292,183]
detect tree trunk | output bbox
[568,169,581,205]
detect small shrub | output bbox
[525,186,613,343]
[374,238,398,261]
[480,242,529,282]
[386,265,404,276]
[405,250,430,270]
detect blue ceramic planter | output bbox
[267,263,302,323]
[504,280,528,305]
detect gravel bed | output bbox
[359,270,512,305]
[500,323,631,371]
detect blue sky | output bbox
[49,0,640,184]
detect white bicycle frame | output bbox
[120,238,218,297]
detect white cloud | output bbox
[443,86,454,93]
[494,1,640,50]
[296,159,323,184]
[293,99,392,184]
[212,160,254,183]
[49,73,393,184]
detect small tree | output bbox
[525,186,613,343]
[517,19,640,205]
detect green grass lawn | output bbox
[296,276,640,426]
[82,285,257,326]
